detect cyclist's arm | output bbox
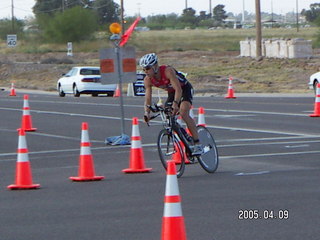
[165,67,182,102]
[165,67,182,114]
[144,76,152,113]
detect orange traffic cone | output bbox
[70,122,104,181]
[175,116,191,164]
[310,83,320,117]
[186,106,194,136]
[122,117,152,173]
[161,161,187,240]
[197,107,206,127]
[9,82,16,96]
[171,134,188,164]
[7,129,40,190]
[225,76,237,99]
[18,94,37,132]
[113,84,120,97]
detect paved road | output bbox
[0,91,319,240]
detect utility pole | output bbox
[255,0,262,58]
[242,0,245,23]
[296,0,299,32]
[185,0,188,9]
[209,0,212,18]
[120,0,125,35]
[11,0,14,32]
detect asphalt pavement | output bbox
[0,90,319,240]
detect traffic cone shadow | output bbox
[18,94,37,132]
[161,161,187,240]
[122,117,152,173]
[70,122,104,181]
[7,129,40,190]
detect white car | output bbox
[57,66,117,97]
[309,72,320,94]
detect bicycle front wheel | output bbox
[196,126,219,173]
[157,129,185,178]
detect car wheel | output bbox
[107,91,114,97]
[314,80,319,95]
[73,84,80,97]
[92,93,99,97]
[58,84,66,97]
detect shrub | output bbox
[42,6,98,43]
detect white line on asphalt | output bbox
[218,139,320,148]
[220,150,320,159]
[235,171,270,176]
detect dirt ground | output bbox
[0,50,319,95]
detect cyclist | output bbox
[140,53,203,155]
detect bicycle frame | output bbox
[151,105,194,158]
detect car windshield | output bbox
[80,69,100,75]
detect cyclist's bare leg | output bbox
[179,101,199,141]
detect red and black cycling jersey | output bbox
[150,65,188,93]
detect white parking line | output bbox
[220,149,320,159]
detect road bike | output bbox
[146,104,219,178]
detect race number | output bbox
[7,35,17,48]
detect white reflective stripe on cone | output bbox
[132,125,140,137]
[165,175,180,196]
[17,152,29,162]
[18,135,27,149]
[131,139,142,149]
[23,99,30,108]
[80,146,91,155]
[163,202,183,217]
[81,130,90,143]
[23,108,30,115]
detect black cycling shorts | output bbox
[166,82,194,106]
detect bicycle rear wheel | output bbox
[157,129,185,178]
[196,126,219,173]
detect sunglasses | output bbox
[143,66,152,71]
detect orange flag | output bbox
[119,17,142,47]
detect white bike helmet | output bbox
[139,53,158,68]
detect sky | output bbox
[0,0,317,19]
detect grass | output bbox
[1,27,318,54]
[1,27,319,93]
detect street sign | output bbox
[7,35,17,48]
[99,46,136,84]
[67,42,73,56]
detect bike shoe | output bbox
[191,144,204,156]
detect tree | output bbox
[43,6,97,43]
[301,3,320,22]
[92,0,119,25]
[33,0,119,25]
[213,4,228,25]
[180,8,198,27]
[0,18,24,40]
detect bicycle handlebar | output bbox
[147,104,172,114]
